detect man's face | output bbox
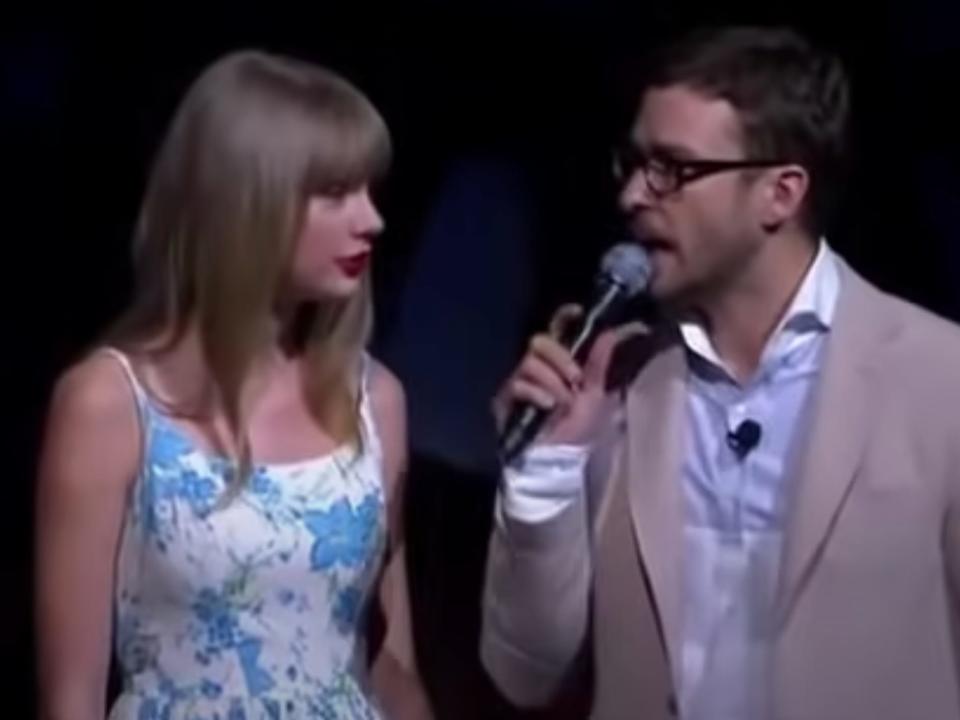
[618,84,775,307]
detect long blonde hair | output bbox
[109,50,391,484]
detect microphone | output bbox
[498,242,652,465]
[726,419,762,459]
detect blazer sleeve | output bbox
[480,486,592,707]
[480,396,624,708]
[942,415,960,693]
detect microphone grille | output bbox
[600,243,652,297]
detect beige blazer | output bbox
[481,260,960,719]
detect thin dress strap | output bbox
[97,346,151,609]
[98,347,149,463]
[357,352,383,460]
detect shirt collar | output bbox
[679,239,841,371]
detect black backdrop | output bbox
[5,1,958,715]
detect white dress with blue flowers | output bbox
[104,349,389,720]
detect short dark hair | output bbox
[644,26,850,235]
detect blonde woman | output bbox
[35,51,432,720]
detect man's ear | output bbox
[760,164,809,231]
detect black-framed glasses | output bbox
[612,145,788,196]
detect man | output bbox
[481,26,960,720]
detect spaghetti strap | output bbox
[358,351,383,460]
[98,346,149,441]
[100,346,138,386]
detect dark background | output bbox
[5,1,959,715]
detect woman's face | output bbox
[287,185,384,302]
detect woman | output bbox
[35,50,432,720]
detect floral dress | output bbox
[104,349,388,720]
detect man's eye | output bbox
[649,158,677,173]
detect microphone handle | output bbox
[567,281,620,361]
[499,404,547,466]
[499,282,623,465]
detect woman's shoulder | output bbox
[39,348,142,494]
[51,349,141,426]
[364,355,405,420]
[362,356,407,486]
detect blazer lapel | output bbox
[776,261,896,620]
[624,341,688,681]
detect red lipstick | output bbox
[334,252,370,278]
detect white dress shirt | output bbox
[498,241,841,719]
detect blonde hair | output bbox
[109,49,391,485]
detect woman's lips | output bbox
[334,252,370,278]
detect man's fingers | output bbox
[548,304,584,340]
[516,354,577,405]
[528,334,582,388]
[583,322,651,386]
